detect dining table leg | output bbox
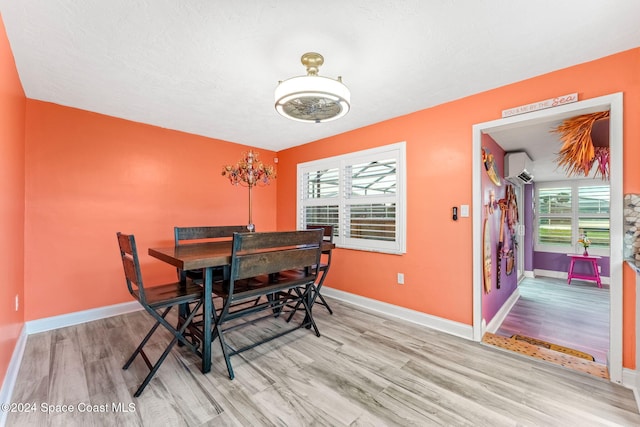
[202,266,213,373]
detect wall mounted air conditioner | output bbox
[505,152,534,185]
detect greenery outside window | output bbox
[535,181,610,255]
[297,142,406,254]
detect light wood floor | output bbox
[495,276,609,364]
[6,297,639,426]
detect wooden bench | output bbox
[210,229,324,379]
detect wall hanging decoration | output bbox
[504,185,518,276]
[552,111,610,180]
[496,196,507,289]
[483,217,492,294]
[482,147,501,186]
[222,150,276,232]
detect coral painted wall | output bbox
[24,101,277,321]
[0,14,26,389]
[277,47,640,368]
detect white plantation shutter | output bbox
[578,185,610,247]
[298,142,406,254]
[535,182,610,253]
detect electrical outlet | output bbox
[397,273,404,284]
[15,294,19,311]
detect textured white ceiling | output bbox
[1,0,640,152]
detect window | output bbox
[535,181,610,254]
[298,142,406,254]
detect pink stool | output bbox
[567,254,602,288]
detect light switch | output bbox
[460,205,470,217]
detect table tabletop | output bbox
[149,241,232,270]
[566,253,602,260]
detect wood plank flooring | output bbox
[495,276,609,364]
[6,297,639,426]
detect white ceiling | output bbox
[1,0,639,157]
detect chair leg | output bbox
[123,307,171,370]
[285,281,332,322]
[133,336,178,397]
[212,304,235,380]
[297,286,320,337]
[315,292,333,315]
[124,301,204,397]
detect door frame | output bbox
[472,93,624,383]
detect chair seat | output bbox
[133,281,203,308]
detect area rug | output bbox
[510,334,595,361]
[481,333,609,379]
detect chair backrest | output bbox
[229,230,323,296]
[307,224,334,260]
[116,232,147,304]
[174,225,249,245]
[306,224,334,243]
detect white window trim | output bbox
[535,179,610,256]
[297,142,407,254]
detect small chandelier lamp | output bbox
[275,52,350,123]
[221,150,276,232]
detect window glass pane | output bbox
[304,168,339,199]
[578,218,610,247]
[346,203,396,241]
[349,159,396,196]
[304,205,339,228]
[578,186,610,214]
[537,217,572,245]
[538,188,571,214]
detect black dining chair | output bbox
[305,224,334,314]
[116,232,204,397]
[174,225,249,283]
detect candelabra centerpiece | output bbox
[222,150,276,231]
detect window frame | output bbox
[534,180,610,256]
[297,142,407,254]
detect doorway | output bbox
[472,93,624,384]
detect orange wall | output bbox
[0,14,26,388]
[277,47,640,368]
[24,102,277,320]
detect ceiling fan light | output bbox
[274,52,350,123]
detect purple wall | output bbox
[534,251,610,277]
[481,134,518,324]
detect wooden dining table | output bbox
[148,238,335,374]
[149,241,231,373]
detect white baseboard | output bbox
[622,368,640,411]
[485,288,521,334]
[534,269,610,285]
[321,287,473,340]
[26,301,141,334]
[524,270,535,278]
[0,325,27,427]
